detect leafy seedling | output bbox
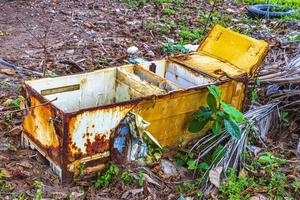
[188,85,244,139]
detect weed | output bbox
[197,11,233,28]
[33,180,43,200]
[0,80,10,89]
[122,0,147,8]
[293,179,299,193]
[144,20,173,35]
[257,152,287,165]
[219,169,255,200]
[4,113,12,123]
[267,172,288,198]
[0,170,10,193]
[280,111,289,124]
[160,41,189,55]
[163,8,176,15]
[16,84,23,93]
[137,172,145,186]
[94,164,119,189]
[179,27,203,44]
[121,171,133,184]
[188,85,244,139]
[250,78,261,103]
[15,194,27,200]
[11,98,21,110]
[93,56,109,69]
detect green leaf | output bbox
[212,117,222,135]
[207,93,217,113]
[188,119,209,133]
[207,85,222,102]
[258,152,287,165]
[198,162,209,170]
[187,160,197,170]
[224,118,241,139]
[193,106,211,121]
[11,98,20,109]
[221,102,244,122]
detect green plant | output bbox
[11,98,20,109]
[121,171,133,184]
[163,8,176,15]
[219,169,255,200]
[179,27,203,44]
[122,0,147,8]
[188,85,244,139]
[137,172,145,186]
[94,164,119,188]
[16,194,27,200]
[0,170,10,192]
[250,78,261,103]
[293,179,299,193]
[267,172,288,198]
[33,180,43,200]
[257,152,287,165]
[280,111,289,124]
[160,41,189,55]
[144,20,173,35]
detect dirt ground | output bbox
[0,0,300,199]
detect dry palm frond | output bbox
[191,53,300,194]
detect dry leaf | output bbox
[84,21,95,29]
[0,68,16,76]
[2,99,13,107]
[209,166,223,188]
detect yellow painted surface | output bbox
[133,80,240,146]
[198,24,269,76]
[23,96,60,149]
[22,25,268,181]
[171,53,245,79]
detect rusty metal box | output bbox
[21,25,268,182]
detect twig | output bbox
[59,60,85,71]
[0,58,43,76]
[0,98,57,114]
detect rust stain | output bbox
[21,25,268,183]
[85,135,110,156]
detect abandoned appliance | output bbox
[21,25,268,182]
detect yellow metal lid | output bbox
[197,24,269,76]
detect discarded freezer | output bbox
[21,25,268,182]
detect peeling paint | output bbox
[22,25,268,183]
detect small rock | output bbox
[115,8,121,13]
[127,46,139,54]
[146,50,155,57]
[161,159,178,176]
